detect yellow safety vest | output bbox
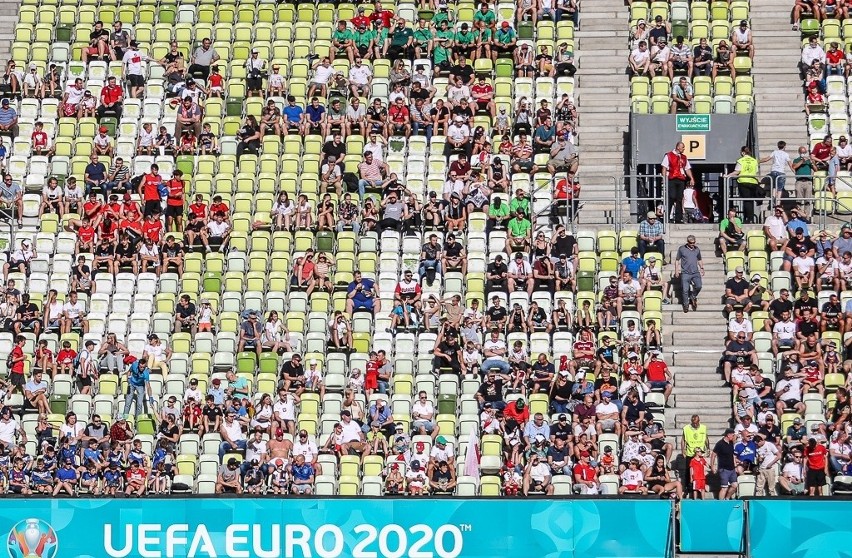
[737,155,759,184]
[682,424,707,457]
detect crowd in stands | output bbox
[626,1,755,115]
[713,204,852,497]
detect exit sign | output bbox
[676,114,711,132]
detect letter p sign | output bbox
[681,135,706,160]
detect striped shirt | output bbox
[108,163,130,182]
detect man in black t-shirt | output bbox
[724,267,752,313]
[14,294,40,336]
[450,59,474,86]
[201,395,223,435]
[86,21,110,63]
[485,296,508,330]
[443,234,466,274]
[551,226,578,260]
[793,291,818,318]
[711,429,738,499]
[476,371,508,410]
[173,294,197,335]
[280,354,306,391]
[322,133,346,169]
[550,415,572,442]
[486,256,509,293]
[433,335,463,375]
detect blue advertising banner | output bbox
[748,500,852,558]
[679,500,744,553]
[0,499,673,558]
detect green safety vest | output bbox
[737,155,758,184]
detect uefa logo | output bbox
[7,519,58,558]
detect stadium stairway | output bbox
[752,0,807,157]
[0,0,19,63]
[664,226,731,443]
[574,0,629,225]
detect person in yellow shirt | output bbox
[682,414,708,491]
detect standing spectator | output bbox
[660,142,694,224]
[121,41,148,99]
[675,235,704,313]
[725,146,761,224]
[188,38,220,80]
[711,428,739,499]
[123,357,153,418]
[792,146,814,214]
[760,141,794,207]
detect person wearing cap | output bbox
[649,34,673,79]
[238,310,264,361]
[723,263,753,315]
[637,210,664,260]
[93,124,115,158]
[712,40,735,80]
[119,39,149,99]
[492,21,517,61]
[730,19,754,59]
[215,456,243,494]
[243,47,267,97]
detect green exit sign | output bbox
[676,114,711,132]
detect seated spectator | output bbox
[670,76,693,114]
[712,41,735,79]
[188,37,220,81]
[637,211,665,258]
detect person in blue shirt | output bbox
[290,454,315,495]
[53,459,78,496]
[364,397,394,437]
[103,462,124,495]
[734,431,758,473]
[82,439,104,469]
[83,153,108,195]
[78,463,101,494]
[123,357,153,417]
[786,208,810,238]
[305,97,326,135]
[346,270,381,316]
[30,457,53,494]
[225,370,249,401]
[621,247,645,278]
[282,95,305,134]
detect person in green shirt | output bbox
[487,195,510,232]
[431,6,453,27]
[493,21,517,61]
[510,188,530,215]
[386,18,414,60]
[506,210,532,253]
[453,22,477,63]
[433,21,454,74]
[331,20,354,62]
[474,20,493,60]
[352,24,376,61]
[718,208,746,254]
[374,26,390,60]
[473,2,497,30]
[413,18,435,59]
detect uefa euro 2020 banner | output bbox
[0,499,673,558]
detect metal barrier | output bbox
[723,174,840,231]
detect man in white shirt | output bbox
[763,207,789,251]
[205,212,231,253]
[481,329,510,374]
[243,428,269,474]
[760,141,794,207]
[364,133,385,163]
[617,271,643,315]
[445,117,471,156]
[629,41,651,75]
[411,391,438,435]
[121,40,149,99]
[308,57,335,98]
[523,453,554,495]
[338,411,367,456]
[728,310,754,341]
[791,248,815,292]
[772,310,797,354]
[442,172,465,202]
[755,434,781,496]
[0,407,24,451]
[61,291,88,334]
[649,38,672,79]
[348,59,372,98]
[733,414,759,436]
[775,368,807,416]
[508,253,533,295]
[446,77,471,107]
[595,394,621,435]
[801,36,826,69]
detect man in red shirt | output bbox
[140,163,163,217]
[660,141,694,224]
[142,212,163,244]
[8,335,26,393]
[811,135,833,170]
[351,6,370,30]
[164,169,186,232]
[572,451,600,494]
[82,192,104,228]
[370,2,393,29]
[185,194,208,250]
[119,214,143,244]
[209,194,230,221]
[386,97,411,138]
[121,192,142,221]
[644,350,673,404]
[98,75,124,119]
[826,41,845,75]
[73,217,97,254]
[471,75,497,118]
